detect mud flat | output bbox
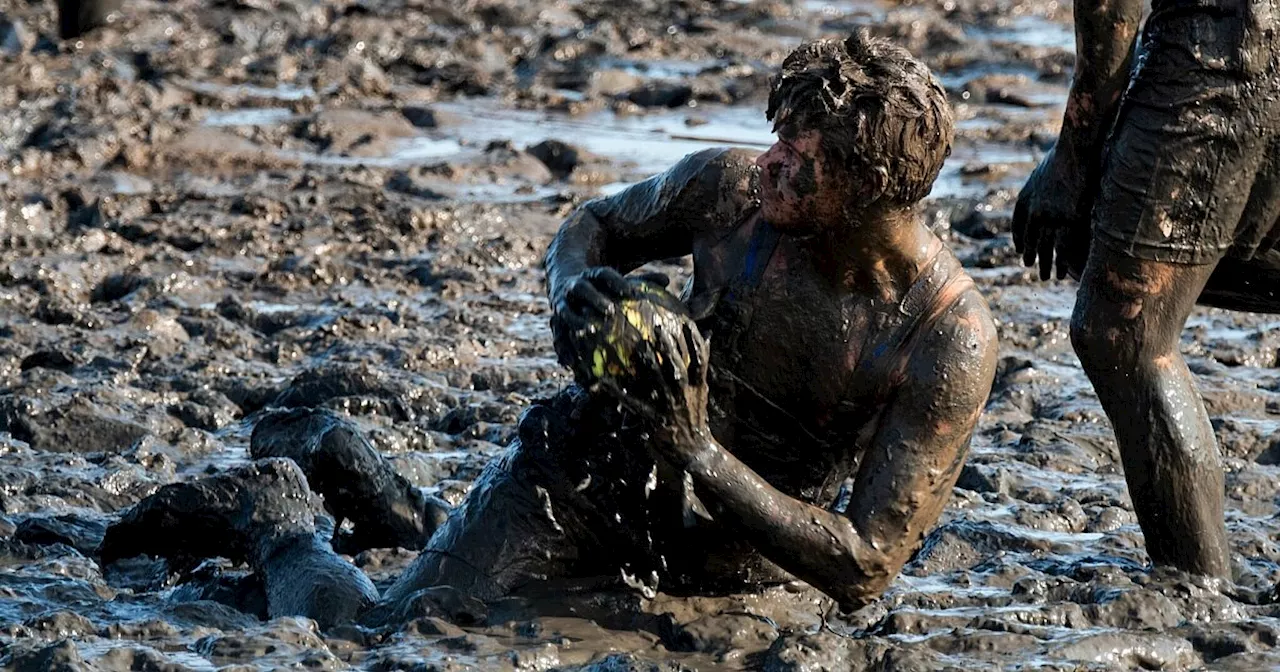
[4,0,1280,669]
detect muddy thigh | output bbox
[379,388,694,611]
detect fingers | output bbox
[549,314,579,367]
[562,267,636,323]
[1054,228,1071,281]
[565,276,614,318]
[583,267,632,299]
[1012,186,1030,255]
[550,300,590,333]
[560,268,675,323]
[655,323,686,385]
[1021,206,1043,270]
[632,271,671,290]
[1016,184,1043,269]
[683,323,709,385]
[1037,225,1055,281]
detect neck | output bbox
[803,206,936,301]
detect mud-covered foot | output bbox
[98,458,322,573]
[251,408,449,553]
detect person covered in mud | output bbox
[1013,0,1280,578]
[410,30,1000,613]
[99,31,998,625]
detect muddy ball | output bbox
[562,279,703,409]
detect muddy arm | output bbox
[676,300,998,609]
[1013,0,1143,279]
[543,147,758,308]
[1058,0,1143,162]
[831,300,999,603]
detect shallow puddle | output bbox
[196,95,1043,201]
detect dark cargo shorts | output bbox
[1093,7,1280,265]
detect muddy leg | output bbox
[370,387,664,625]
[376,403,592,613]
[98,458,319,570]
[99,459,378,628]
[251,408,449,554]
[259,532,379,629]
[56,0,122,39]
[1198,246,1280,314]
[1070,244,1230,577]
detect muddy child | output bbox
[100,31,999,625]
[1015,0,1280,577]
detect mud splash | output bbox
[3,0,1280,668]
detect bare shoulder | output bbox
[907,283,999,410]
[677,147,761,232]
[586,146,761,238]
[698,146,760,185]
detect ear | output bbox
[862,165,890,203]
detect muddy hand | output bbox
[616,318,713,464]
[559,268,671,318]
[550,267,669,366]
[1012,145,1093,281]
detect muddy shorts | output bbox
[1093,4,1280,265]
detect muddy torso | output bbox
[581,147,966,509]
[685,220,855,504]
[682,211,951,507]
[648,203,976,592]
[551,147,975,589]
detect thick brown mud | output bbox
[3,0,1280,669]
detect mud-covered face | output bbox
[755,127,846,233]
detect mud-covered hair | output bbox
[766,29,954,206]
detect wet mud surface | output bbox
[4,0,1280,669]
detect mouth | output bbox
[756,180,772,204]
[760,174,783,201]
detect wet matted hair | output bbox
[766,29,954,206]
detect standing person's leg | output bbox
[1064,9,1280,576]
[56,0,122,39]
[1070,249,1229,576]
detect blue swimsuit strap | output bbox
[730,220,781,300]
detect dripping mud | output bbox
[4,0,1280,669]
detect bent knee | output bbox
[1071,252,1199,370]
[1071,292,1187,375]
[1069,300,1128,373]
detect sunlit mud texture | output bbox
[4,0,1280,669]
